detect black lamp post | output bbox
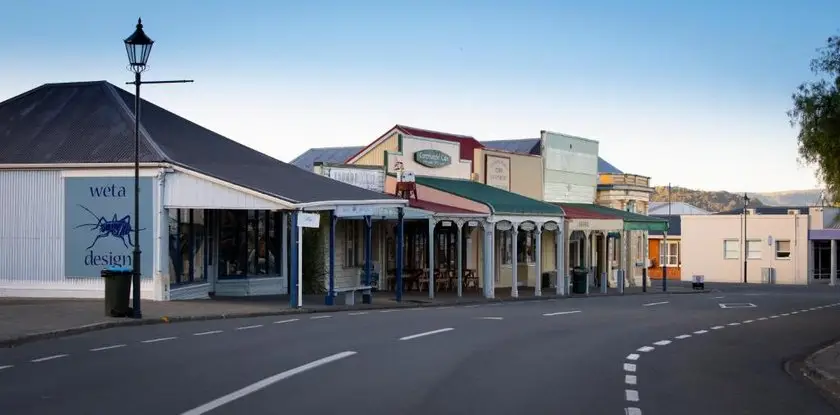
[743,193,750,284]
[123,18,193,318]
[124,18,153,319]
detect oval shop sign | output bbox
[413,149,452,168]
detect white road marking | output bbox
[642,301,669,307]
[31,354,68,363]
[436,306,453,310]
[0,365,12,371]
[781,313,790,317]
[626,354,640,361]
[379,309,401,313]
[465,305,481,308]
[637,346,655,352]
[90,344,127,351]
[743,320,754,324]
[399,328,454,341]
[273,319,299,324]
[727,322,741,326]
[194,330,223,336]
[624,363,637,372]
[348,312,368,316]
[543,310,582,316]
[236,325,263,330]
[693,330,708,334]
[791,311,799,315]
[477,317,504,320]
[310,315,332,320]
[758,317,768,321]
[625,374,637,385]
[713,296,725,299]
[625,408,642,415]
[770,315,779,319]
[675,334,692,340]
[625,389,639,402]
[653,340,671,346]
[141,337,177,344]
[711,326,724,330]
[180,351,357,415]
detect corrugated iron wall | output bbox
[0,170,64,283]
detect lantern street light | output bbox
[123,18,193,318]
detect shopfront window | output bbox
[219,209,281,279]
[435,227,457,269]
[517,230,536,264]
[168,208,207,285]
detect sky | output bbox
[1,0,838,193]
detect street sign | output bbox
[298,212,321,228]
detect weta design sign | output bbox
[64,177,154,278]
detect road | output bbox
[1,284,840,415]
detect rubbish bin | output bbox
[571,267,588,294]
[101,266,133,317]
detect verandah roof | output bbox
[414,176,565,217]
[558,203,668,231]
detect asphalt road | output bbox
[2,284,840,415]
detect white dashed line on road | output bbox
[477,317,504,320]
[653,340,671,346]
[399,328,454,341]
[379,309,401,313]
[310,315,332,320]
[348,312,368,315]
[625,408,642,415]
[0,365,12,371]
[624,363,636,372]
[711,325,725,330]
[31,354,68,363]
[194,330,223,336]
[758,317,768,321]
[637,346,655,353]
[626,354,640,361]
[713,296,725,299]
[90,344,127,351]
[436,306,453,310]
[675,334,692,340]
[625,375,637,385]
[236,325,263,330]
[141,337,177,344]
[543,310,582,316]
[642,301,669,307]
[180,351,358,415]
[625,389,639,402]
[727,322,741,326]
[465,305,481,308]
[743,320,754,324]
[770,315,779,319]
[693,330,708,335]
[273,319,298,324]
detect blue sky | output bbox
[1,0,838,192]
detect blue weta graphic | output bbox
[75,204,145,250]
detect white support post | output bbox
[831,239,837,286]
[457,221,464,297]
[511,225,519,298]
[428,218,436,299]
[281,211,288,293]
[297,223,303,308]
[584,231,591,295]
[535,227,543,297]
[484,225,495,298]
[601,232,608,294]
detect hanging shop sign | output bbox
[414,149,452,168]
[298,212,321,228]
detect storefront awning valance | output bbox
[558,203,668,232]
[414,176,565,216]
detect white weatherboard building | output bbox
[0,81,406,301]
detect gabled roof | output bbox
[0,81,399,204]
[347,125,484,163]
[414,176,565,216]
[290,146,363,171]
[481,138,624,174]
[648,202,710,215]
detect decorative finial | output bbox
[137,18,143,28]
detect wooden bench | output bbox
[333,285,373,305]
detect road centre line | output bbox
[399,328,454,341]
[543,310,582,316]
[642,301,669,307]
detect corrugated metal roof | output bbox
[414,176,565,216]
[0,81,399,204]
[408,198,486,215]
[289,146,363,171]
[481,138,623,174]
[559,203,666,225]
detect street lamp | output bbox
[743,193,750,284]
[124,18,153,319]
[123,18,194,319]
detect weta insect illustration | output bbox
[75,204,145,250]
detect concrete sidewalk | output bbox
[0,283,703,347]
[802,339,840,403]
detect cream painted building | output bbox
[681,206,840,285]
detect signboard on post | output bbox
[298,212,321,228]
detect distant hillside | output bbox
[751,189,824,206]
[651,186,766,213]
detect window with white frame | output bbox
[775,240,791,259]
[343,221,359,268]
[724,240,739,259]
[659,241,680,266]
[746,239,762,259]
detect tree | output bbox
[789,34,840,202]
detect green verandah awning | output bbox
[413,176,565,216]
[558,203,668,231]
